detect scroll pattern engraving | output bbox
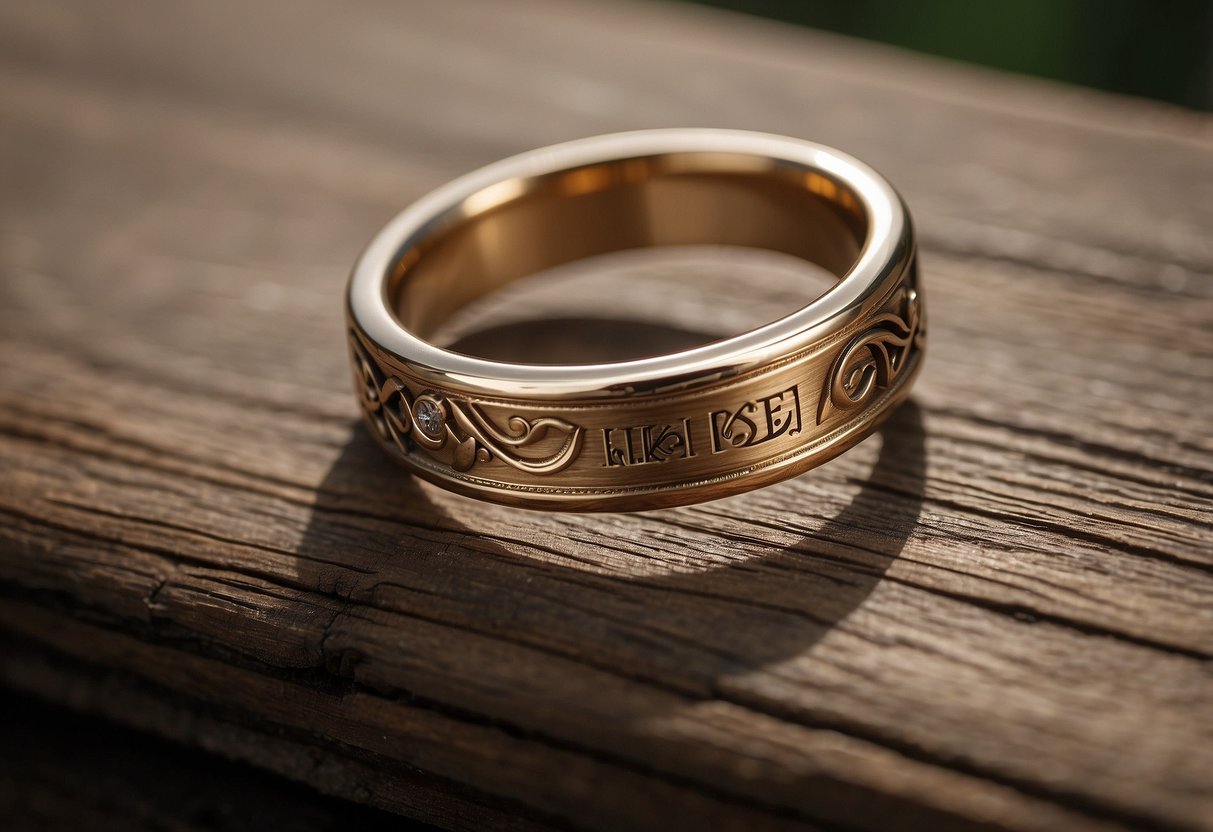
[349,333,585,475]
[817,287,922,424]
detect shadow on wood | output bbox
[295,314,926,711]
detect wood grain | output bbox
[0,688,429,832]
[1,1,1211,830]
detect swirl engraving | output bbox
[817,287,922,424]
[349,333,585,475]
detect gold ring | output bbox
[347,129,925,511]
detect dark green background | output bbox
[687,0,1213,111]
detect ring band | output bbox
[347,129,925,511]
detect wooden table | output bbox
[2,1,1211,830]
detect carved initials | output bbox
[602,419,695,466]
[710,386,802,453]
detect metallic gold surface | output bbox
[347,129,925,510]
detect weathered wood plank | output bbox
[1,1,1211,830]
[0,687,431,832]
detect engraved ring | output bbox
[347,129,925,511]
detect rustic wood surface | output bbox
[1,1,1212,830]
[0,688,424,831]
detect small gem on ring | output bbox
[414,398,445,435]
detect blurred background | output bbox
[689,0,1213,111]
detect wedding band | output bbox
[347,129,925,511]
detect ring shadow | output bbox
[297,316,926,699]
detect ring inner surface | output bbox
[389,153,869,340]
